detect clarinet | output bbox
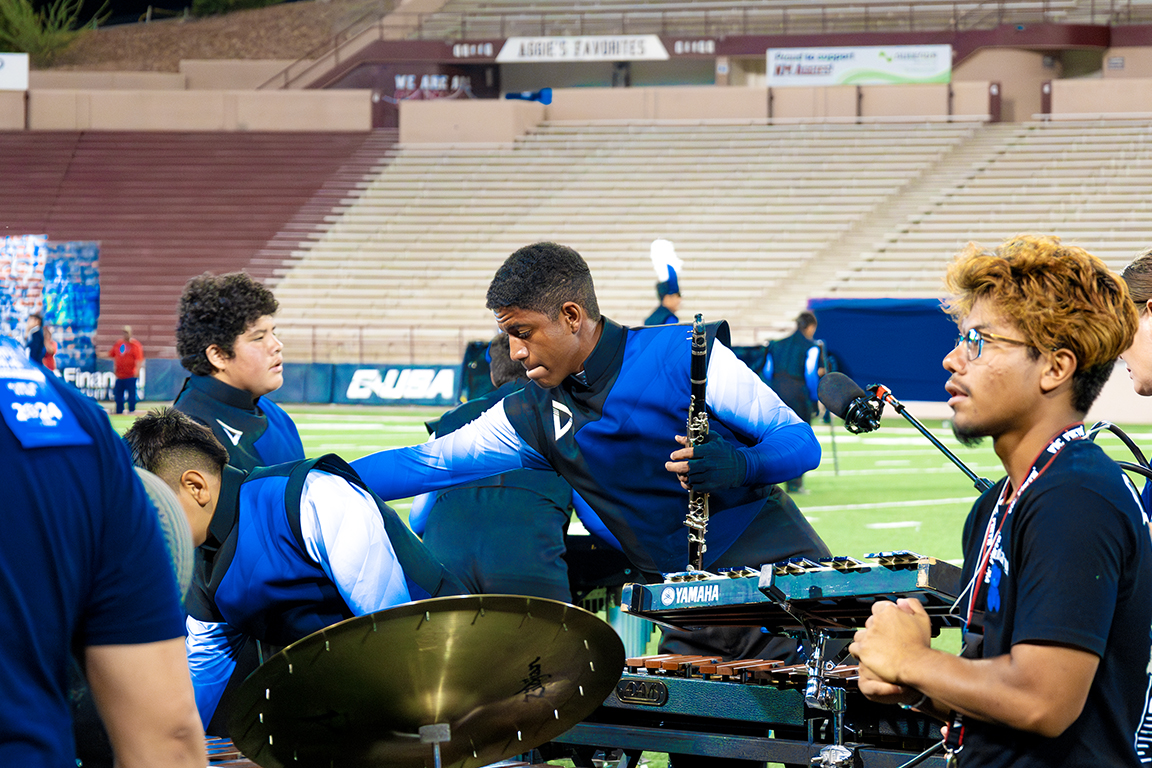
[684,313,709,572]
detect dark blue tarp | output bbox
[807,298,956,403]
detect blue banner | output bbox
[44,240,100,371]
[807,297,954,402]
[0,234,48,341]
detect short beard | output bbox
[952,421,986,448]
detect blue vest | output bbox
[503,319,793,574]
[189,455,465,647]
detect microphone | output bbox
[818,372,994,492]
[818,372,883,434]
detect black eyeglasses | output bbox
[955,327,1033,361]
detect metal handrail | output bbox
[258,0,1142,90]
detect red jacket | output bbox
[110,339,144,379]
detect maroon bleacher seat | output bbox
[0,130,398,358]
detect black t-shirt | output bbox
[957,438,1152,767]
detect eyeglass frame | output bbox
[955,327,1033,361]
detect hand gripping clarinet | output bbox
[684,314,709,572]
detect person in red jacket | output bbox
[109,325,145,414]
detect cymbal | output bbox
[227,595,625,768]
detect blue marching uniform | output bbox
[174,374,305,472]
[186,455,466,734]
[644,306,679,326]
[761,329,820,423]
[353,319,827,577]
[413,380,578,601]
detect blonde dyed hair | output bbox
[943,234,1137,413]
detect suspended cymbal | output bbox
[228,595,625,768]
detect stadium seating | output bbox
[410,0,1103,39]
[268,121,980,355]
[0,130,397,358]
[823,119,1152,296]
[9,119,1152,365]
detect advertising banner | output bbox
[1,235,101,374]
[333,364,460,406]
[0,235,47,339]
[44,240,100,372]
[0,53,29,91]
[496,35,669,63]
[767,45,951,86]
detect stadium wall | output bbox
[0,92,23,129]
[953,48,1053,122]
[26,89,373,131]
[1050,78,1152,116]
[398,83,997,143]
[1103,46,1152,77]
[179,60,304,90]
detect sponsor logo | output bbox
[516,655,551,698]
[616,679,668,706]
[216,420,244,447]
[552,401,573,440]
[660,587,676,606]
[346,368,455,401]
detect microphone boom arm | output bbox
[868,384,994,493]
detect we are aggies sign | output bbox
[767,45,951,86]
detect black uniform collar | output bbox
[190,374,259,411]
[568,318,625,391]
[205,464,246,548]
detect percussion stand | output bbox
[801,628,854,768]
[419,723,450,768]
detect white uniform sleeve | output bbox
[351,399,551,500]
[298,471,412,615]
[705,340,804,437]
[186,616,242,728]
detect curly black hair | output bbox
[176,272,279,375]
[485,242,600,322]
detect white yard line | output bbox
[802,497,975,513]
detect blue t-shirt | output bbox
[0,337,185,767]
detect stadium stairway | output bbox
[0,130,398,358]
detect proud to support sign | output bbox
[767,45,951,86]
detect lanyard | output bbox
[946,422,1086,763]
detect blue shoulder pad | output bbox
[0,336,93,449]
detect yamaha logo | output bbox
[660,587,676,606]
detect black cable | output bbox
[1087,421,1150,466]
